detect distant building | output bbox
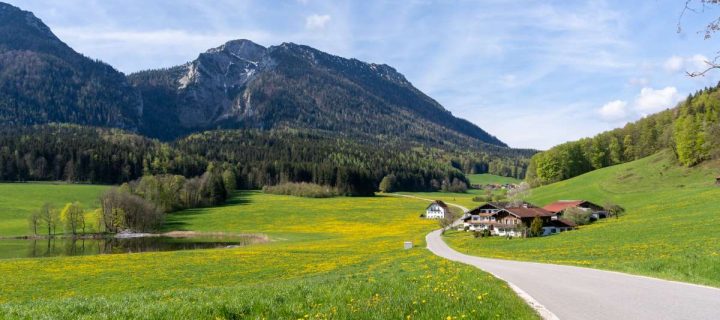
[543,200,606,220]
[462,202,513,231]
[493,206,557,237]
[461,202,574,237]
[425,200,449,219]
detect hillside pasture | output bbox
[442,151,720,287]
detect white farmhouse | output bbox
[425,200,449,219]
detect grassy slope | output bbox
[397,190,484,209]
[0,191,538,319]
[467,174,520,185]
[442,150,720,287]
[0,183,108,237]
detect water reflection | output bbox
[0,236,261,259]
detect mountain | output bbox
[130,40,506,146]
[0,1,508,150]
[0,2,142,130]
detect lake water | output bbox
[0,235,264,259]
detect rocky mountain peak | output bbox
[206,39,266,62]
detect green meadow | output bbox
[0,190,538,319]
[0,183,108,237]
[439,151,720,287]
[466,174,520,185]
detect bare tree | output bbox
[679,1,720,76]
[39,203,58,236]
[439,208,461,234]
[27,211,41,236]
[507,182,531,207]
[60,202,85,235]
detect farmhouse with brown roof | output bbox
[461,202,574,237]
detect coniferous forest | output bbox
[0,124,533,195]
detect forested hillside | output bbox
[0,3,142,130]
[526,84,720,185]
[0,124,531,195]
[0,2,535,189]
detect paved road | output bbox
[393,194,720,319]
[426,228,720,320]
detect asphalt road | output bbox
[391,194,720,319]
[426,229,720,320]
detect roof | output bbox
[542,200,587,213]
[427,200,449,210]
[468,201,536,215]
[546,218,577,228]
[501,207,555,218]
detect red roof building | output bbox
[542,200,602,214]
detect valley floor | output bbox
[0,190,538,319]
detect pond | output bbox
[0,235,266,259]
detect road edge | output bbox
[387,193,559,320]
[425,230,559,320]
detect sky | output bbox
[7,0,720,149]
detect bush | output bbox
[378,174,397,193]
[441,178,468,193]
[472,195,492,202]
[563,207,592,225]
[100,188,163,233]
[263,182,338,198]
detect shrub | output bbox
[441,178,468,193]
[100,188,163,233]
[378,174,397,193]
[472,195,491,202]
[529,216,543,237]
[563,207,592,225]
[263,182,338,198]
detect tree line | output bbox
[28,167,234,235]
[527,84,720,185]
[0,124,530,195]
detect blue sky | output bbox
[8,0,720,149]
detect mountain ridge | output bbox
[0,2,143,130]
[0,1,509,151]
[130,38,507,147]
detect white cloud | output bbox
[598,86,683,124]
[305,14,331,30]
[663,55,684,72]
[688,54,710,71]
[663,54,710,74]
[634,86,681,114]
[598,100,628,121]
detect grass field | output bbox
[466,174,520,185]
[0,183,109,237]
[438,150,720,287]
[0,190,539,319]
